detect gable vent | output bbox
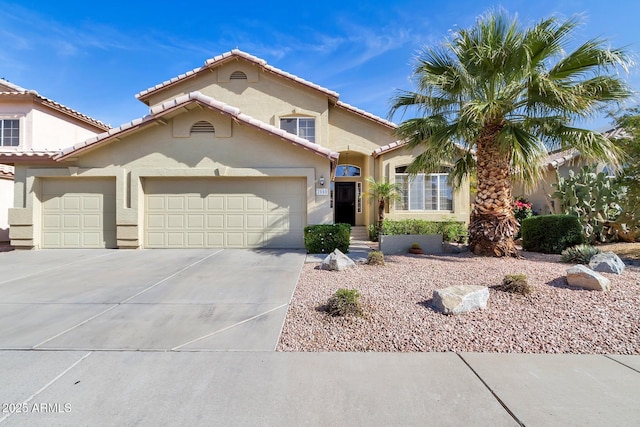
[190,121,215,134]
[230,70,248,80]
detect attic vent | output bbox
[190,121,215,134]
[230,70,247,80]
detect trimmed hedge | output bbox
[521,214,584,254]
[304,223,351,254]
[380,218,467,243]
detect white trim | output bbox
[279,116,316,143]
[334,164,361,178]
[395,172,453,212]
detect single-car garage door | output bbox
[144,178,306,248]
[41,178,117,248]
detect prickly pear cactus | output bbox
[551,166,623,243]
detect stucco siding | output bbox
[30,106,105,150]
[380,147,470,224]
[328,106,395,154]
[513,158,596,215]
[11,108,332,248]
[144,62,330,146]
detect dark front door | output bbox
[335,182,356,225]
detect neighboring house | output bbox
[513,127,625,214]
[0,50,469,249]
[0,78,110,243]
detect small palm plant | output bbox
[364,177,401,234]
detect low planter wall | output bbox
[379,234,443,255]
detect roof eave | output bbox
[135,49,340,105]
[56,92,340,163]
[0,152,57,164]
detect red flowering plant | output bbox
[513,197,533,238]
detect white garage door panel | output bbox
[41,178,116,249]
[144,178,306,248]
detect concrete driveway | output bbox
[0,249,305,351]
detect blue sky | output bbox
[2,0,638,130]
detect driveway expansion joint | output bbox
[456,352,525,427]
[605,354,640,374]
[0,351,92,424]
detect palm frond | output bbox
[388,8,632,205]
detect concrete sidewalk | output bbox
[1,351,639,426]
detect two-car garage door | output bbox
[40,177,306,249]
[144,178,306,248]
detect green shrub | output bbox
[521,214,584,254]
[368,224,379,242]
[366,251,385,265]
[326,288,363,317]
[304,224,351,254]
[496,274,534,296]
[381,218,467,242]
[435,218,468,243]
[560,244,602,264]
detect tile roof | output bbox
[135,49,397,130]
[54,92,339,162]
[542,126,630,169]
[602,126,632,140]
[0,164,14,179]
[136,49,339,103]
[372,140,406,157]
[0,78,110,131]
[544,149,581,169]
[0,150,58,165]
[335,101,396,129]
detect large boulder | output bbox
[589,252,625,275]
[321,249,356,271]
[432,285,489,315]
[566,265,611,291]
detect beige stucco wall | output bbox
[379,146,471,224]
[327,107,395,153]
[9,108,332,248]
[144,61,331,148]
[513,158,599,215]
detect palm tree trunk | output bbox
[468,124,519,257]
[378,200,385,232]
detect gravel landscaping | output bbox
[278,251,640,354]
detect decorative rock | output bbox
[589,252,625,275]
[432,285,489,315]
[443,242,469,254]
[321,249,356,271]
[566,265,611,291]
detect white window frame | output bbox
[335,164,361,177]
[280,117,315,143]
[0,119,20,147]
[395,172,453,212]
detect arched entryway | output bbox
[333,150,367,226]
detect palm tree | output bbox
[390,9,632,257]
[364,177,401,232]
